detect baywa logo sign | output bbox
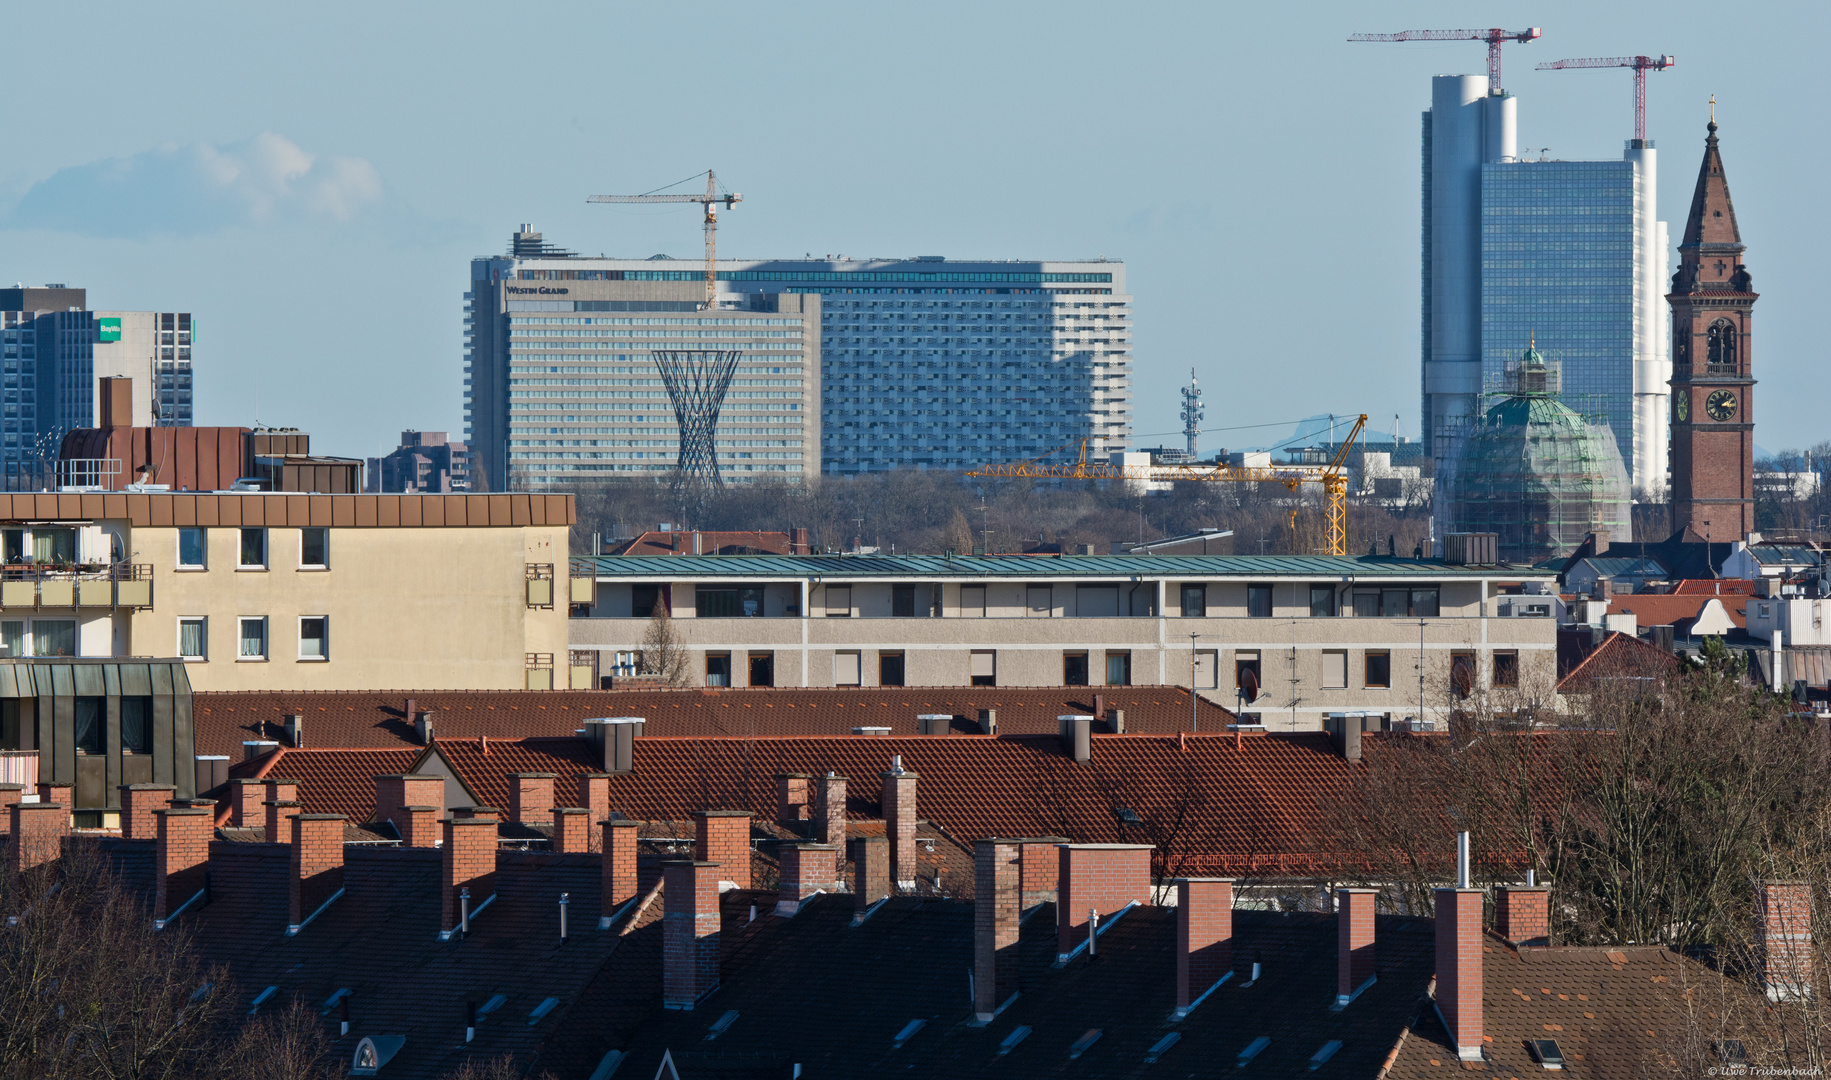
[97,318,122,343]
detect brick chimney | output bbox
[374,774,445,844]
[602,820,640,920]
[0,784,23,836]
[579,774,612,846]
[815,772,847,847]
[1056,844,1152,961]
[11,802,67,872]
[790,527,810,555]
[662,860,721,1009]
[1175,878,1234,1019]
[508,773,556,825]
[974,839,1021,1022]
[264,800,301,843]
[153,806,212,926]
[1495,885,1550,947]
[775,773,812,828]
[1433,886,1484,1061]
[694,810,752,889]
[778,842,838,911]
[852,834,888,910]
[1019,837,1068,907]
[441,816,499,939]
[1756,880,1813,1001]
[881,758,917,892]
[287,814,347,934]
[551,808,591,853]
[228,779,265,827]
[36,781,72,807]
[263,777,299,805]
[1336,888,1378,1007]
[119,784,176,840]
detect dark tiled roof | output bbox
[1386,937,1763,1077]
[240,731,1361,878]
[192,687,1237,755]
[582,552,1553,579]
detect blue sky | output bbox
[0,2,1823,460]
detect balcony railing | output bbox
[0,564,152,609]
[0,751,36,789]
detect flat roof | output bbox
[583,553,1552,580]
[0,492,574,528]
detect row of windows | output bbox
[177,615,326,662]
[177,527,328,571]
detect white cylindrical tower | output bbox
[1425,75,1489,463]
[1625,142,1670,497]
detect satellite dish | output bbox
[1240,668,1260,702]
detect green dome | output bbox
[1445,392,1631,564]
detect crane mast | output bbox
[588,170,741,310]
[1535,55,1675,141]
[1348,27,1541,94]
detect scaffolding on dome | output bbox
[655,349,742,494]
[1443,347,1632,564]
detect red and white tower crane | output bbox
[1348,27,1542,94]
[1535,55,1676,141]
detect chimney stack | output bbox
[264,800,302,843]
[287,814,347,935]
[852,835,888,910]
[1018,837,1068,907]
[601,820,640,922]
[36,781,72,807]
[1336,888,1377,1007]
[415,710,435,744]
[0,784,23,836]
[440,816,499,940]
[815,772,847,847]
[374,775,445,847]
[119,784,176,840]
[586,718,644,774]
[1056,844,1152,963]
[881,758,918,892]
[978,708,997,736]
[284,714,304,748]
[579,774,611,847]
[1756,880,1813,1001]
[1433,832,1483,1061]
[694,811,753,889]
[153,806,212,926]
[229,779,265,827]
[550,808,591,853]
[1175,879,1234,1019]
[777,843,839,913]
[11,802,67,872]
[775,773,812,828]
[1494,885,1550,947]
[662,860,722,1009]
[973,839,1021,1022]
[263,777,299,805]
[508,774,556,825]
[1058,715,1093,763]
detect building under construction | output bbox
[1442,343,1631,564]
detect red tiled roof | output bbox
[192,687,1235,755]
[251,731,1357,878]
[1557,631,1680,691]
[1605,592,1747,629]
[611,530,795,556]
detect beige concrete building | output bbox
[571,553,1561,731]
[0,491,576,691]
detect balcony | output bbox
[0,563,152,610]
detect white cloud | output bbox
[3,132,385,236]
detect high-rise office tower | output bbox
[0,287,194,489]
[1422,76,1669,525]
[465,231,1130,489]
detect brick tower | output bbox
[1668,110,1757,541]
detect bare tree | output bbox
[639,596,692,687]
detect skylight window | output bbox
[527,998,559,1025]
[998,1026,1033,1055]
[1309,1041,1342,1070]
[1114,807,1143,825]
[705,1010,740,1041]
[248,986,278,1015]
[1237,1037,1271,1067]
[476,993,507,1019]
[892,1019,926,1048]
[1530,1039,1565,1069]
[1145,1032,1181,1063]
[1715,1041,1748,1065]
[321,988,351,1014]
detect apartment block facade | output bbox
[570,554,1559,730]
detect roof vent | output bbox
[350,1035,406,1075]
[892,1019,926,1048]
[997,1026,1033,1055]
[1236,1036,1271,1067]
[1144,1032,1181,1063]
[1308,1041,1343,1070]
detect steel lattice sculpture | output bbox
[655,349,742,490]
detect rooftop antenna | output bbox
[1180,369,1204,458]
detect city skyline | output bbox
[0,3,1823,461]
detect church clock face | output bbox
[1705,389,1738,422]
[1675,394,1689,422]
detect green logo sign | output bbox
[97,318,121,343]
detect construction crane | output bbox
[588,171,741,310]
[1348,27,1542,94]
[1535,55,1675,142]
[967,414,1370,556]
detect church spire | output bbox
[1681,107,1742,250]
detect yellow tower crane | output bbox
[967,414,1369,556]
[588,170,741,310]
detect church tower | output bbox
[1668,110,1757,541]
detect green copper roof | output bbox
[580,554,1553,579]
